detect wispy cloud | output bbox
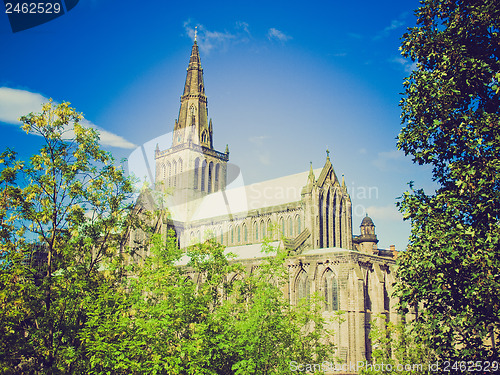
[391,56,417,74]
[374,12,409,40]
[184,21,249,54]
[267,28,292,42]
[0,87,136,149]
[235,21,250,36]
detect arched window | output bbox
[167,162,172,186]
[289,217,293,237]
[297,216,301,234]
[201,160,207,192]
[238,226,241,243]
[323,269,339,311]
[215,164,220,191]
[280,218,285,236]
[267,219,272,239]
[260,220,265,239]
[172,160,177,187]
[208,162,213,193]
[220,228,224,244]
[254,222,259,241]
[296,271,310,304]
[194,158,200,189]
[243,224,248,242]
[230,226,234,244]
[178,158,183,188]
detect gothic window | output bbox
[238,226,241,243]
[190,105,196,125]
[296,270,310,304]
[289,217,293,237]
[364,271,372,312]
[201,160,207,192]
[214,164,220,191]
[194,158,200,189]
[160,163,165,179]
[323,269,339,311]
[243,224,248,242]
[230,226,234,244]
[254,222,259,241]
[220,228,224,244]
[297,216,301,234]
[260,220,265,239]
[167,162,172,187]
[178,158,183,188]
[201,130,208,144]
[267,219,272,239]
[208,162,213,193]
[280,218,285,236]
[172,160,177,187]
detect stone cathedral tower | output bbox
[155,34,229,214]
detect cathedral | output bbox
[136,36,399,366]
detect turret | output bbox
[353,215,379,254]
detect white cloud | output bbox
[235,21,250,35]
[374,12,409,40]
[183,21,237,54]
[365,204,403,221]
[391,56,418,74]
[0,87,136,149]
[80,119,136,149]
[267,28,292,42]
[0,87,46,124]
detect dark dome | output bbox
[361,215,374,226]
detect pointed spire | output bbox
[308,161,315,182]
[342,174,347,191]
[183,36,204,96]
[326,148,330,161]
[225,144,229,154]
[194,26,198,43]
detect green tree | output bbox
[0,101,136,373]
[396,0,500,365]
[81,234,337,374]
[360,315,436,375]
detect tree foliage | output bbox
[0,102,336,373]
[360,315,436,375]
[0,101,136,373]
[396,0,500,364]
[81,235,337,375]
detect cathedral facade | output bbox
[141,37,399,367]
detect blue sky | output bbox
[0,0,436,250]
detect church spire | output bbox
[173,37,211,148]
